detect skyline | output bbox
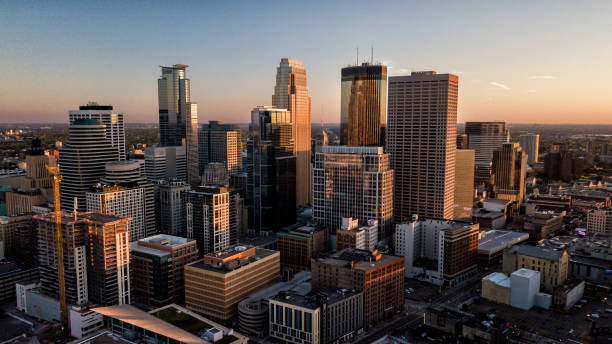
[1,1,611,124]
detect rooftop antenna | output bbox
[371,45,373,64]
[356,47,359,65]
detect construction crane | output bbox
[46,165,68,330]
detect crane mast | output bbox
[46,166,67,330]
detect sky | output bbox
[1,0,611,124]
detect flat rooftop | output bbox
[244,271,312,302]
[188,247,277,273]
[316,249,403,271]
[34,211,127,225]
[478,230,529,255]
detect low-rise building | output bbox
[478,230,529,266]
[586,208,612,234]
[15,280,38,312]
[481,272,511,305]
[503,245,569,292]
[523,211,565,241]
[184,245,280,321]
[552,279,585,311]
[69,305,104,339]
[0,258,38,303]
[130,234,199,307]
[277,224,325,280]
[336,217,378,252]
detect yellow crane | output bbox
[46,165,67,330]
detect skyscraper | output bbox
[518,133,540,165]
[59,119,119,212]
[492,142,527,204]
[387,71,458,222]
[154,178,191,235]
[247,106,296,232]
[144,146,187,182]
[272,58,312,206]
[101,160,156,239]
[465,122,509,185]
[198,121,242,175]
[340,63,387,146]
[186,102,199,186]
[69,102,126,161]
[35,212,131,306]
[312,146,393,240]
[454,149,475,220]
[158,64,190,147]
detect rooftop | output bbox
[316,248,403,271]
[188,247,277,273]
[34,211,128,225]
[321,145,383,155]
[513,245,566,261]
[478,230,529,254]
[91,304,208,344]
[483,272,511,288]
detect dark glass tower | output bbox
[340,63,387,146]
[158,64,190,147]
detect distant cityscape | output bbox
[0,56,611,344]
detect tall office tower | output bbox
[492,142,527,204]
[24,137,54,190]
[312,146,393,240]
[340,63,387,146]
[387,71,458,222]
[101,161,156,238]
[518,133,540,165]
[185,102,199,186]
[454,149,475,220]
[272,58,312,206]
[69,102,126,161]
[154,178,190,235]
[86,184,147,241]
[60,119,119,212]
[183,185,241,255]
[247,106,296,232]
[457,133,468,149]
[158,64,190,147]
[465,121,509,185]
[35,212,131,306]
[144,146,187,182]
[130,234,198,307]
[198,121,242,175]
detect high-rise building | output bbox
[454,149,475,220]
[198,121,242,175]
[24,137,54,191]
[465,122,509,185]
[35,212,131,306]
[272,58,312,206]
[247,106,296,232]
[183,185,242,255]
[201,162,229,186]
[492,142,527,204]
[395,216,479,287]
[60,119,119,212]
[518,133,540,165]
[387,71,458,222]
[186,102,199,186]
[313,146,393,240]
[312,249,404,325]
[153,178,190,235]
[456,133,469,149]
[101,161,156,238]
[158,64,190,147]
[86,184,147,242]
[144,146,187,182]
[340,63,387,146]
[184,245,280,321]
[69,102,126,161]
[130,234,198,307]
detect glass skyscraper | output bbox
[158,64,190,147]
[340,63,387,146]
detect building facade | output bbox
[130,234,198,307]
[69,102,126,161]
[336,217,378,252]
[387,71,458,222]
[313,146,393,240]
[144,146,187,182]
[184,245,280,321]
[586,208,612,234]
[277,225,325,279]
[198,121,242,175]
[272,58,312,206]
[340,63,387,146]
[502,245,569,293]
[454,149,475,220]
[59,119,119,212]
[158,64,190,147]
[312,249,404,325]
[465,121,509,185]
[154,178,190,235]
[518,134,540,165]
[492,142,527,205]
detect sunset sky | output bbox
[1,0,611,124]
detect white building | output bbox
[586,208,612,234]
[86,184,147,241]
[69,102,126,161]
[518,134,540,165]
[144,146,187,182]
[395,215,479,287]
[510,268,540,310]
[268,293,321,344]
[16,280,38,312]
[69,306,104,339]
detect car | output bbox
[605,309,612,313]
[569,329,575,335]
[591,313,600,319]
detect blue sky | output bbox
[1,0,611,123]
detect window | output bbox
[276,305,283,324]
[305,312,312,332]
[295,310,302,330]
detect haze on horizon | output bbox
[1,0,611,125]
